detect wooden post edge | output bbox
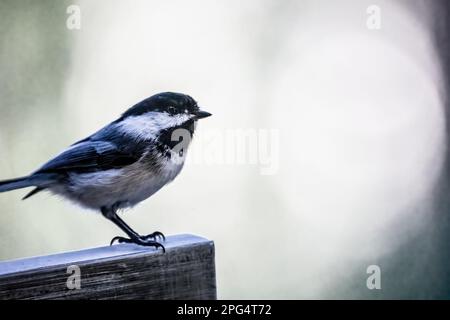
[0,234,216,300]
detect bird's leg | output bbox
[101,205,165,252]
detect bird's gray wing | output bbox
[35,140,142,174]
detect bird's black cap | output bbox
[122,92,200,118]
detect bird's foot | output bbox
[110,233,166,252]
[141,231,166,242]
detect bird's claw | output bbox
[142,231,166,242]
[110,235,166,253]
[110,236,129,245]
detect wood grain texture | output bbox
[0,234,216,300]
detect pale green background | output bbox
[0,0,448,298]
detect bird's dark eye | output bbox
[168,106,176,114]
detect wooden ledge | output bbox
[0,234,216,300]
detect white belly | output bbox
[53,153,186,210]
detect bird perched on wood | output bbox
[0,92,211,252]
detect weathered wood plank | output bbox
[0,234,216,300]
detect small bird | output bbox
[0,92,211,251]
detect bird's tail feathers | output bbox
[0,176,34,193]
[0,174,56,194]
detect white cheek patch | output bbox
[116,112,192,140]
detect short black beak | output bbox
[193,110,212,120]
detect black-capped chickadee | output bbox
[0,92,211,252]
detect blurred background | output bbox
[1,0,450,298]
